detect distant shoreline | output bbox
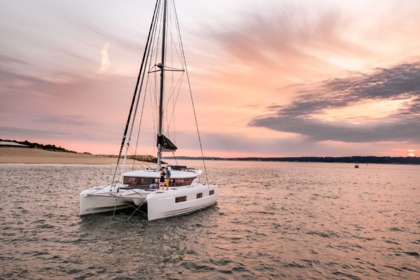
[1,147,418,165]
[0,147,150,165]
[164,156,420,165]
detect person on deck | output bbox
[165,167,171,190]
[159,168,166,190]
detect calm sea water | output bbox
[0,161,419,279]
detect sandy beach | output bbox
[0,147,122,164]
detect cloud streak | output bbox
[250,62,420,143]
[99,43,110,72]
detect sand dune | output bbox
[0,147,121,164]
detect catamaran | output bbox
[79,0,218,221]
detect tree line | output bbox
[1,139,77,153]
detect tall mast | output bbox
[157,0,167,170]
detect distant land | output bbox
[2,139,418,165]
[164,156,420,165]
[0,138,79,153]
[0,139,158,163]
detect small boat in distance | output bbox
[80,0,218,221]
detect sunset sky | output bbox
[1,0,419,157]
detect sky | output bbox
[1,0,419,157]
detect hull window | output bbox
[196,193,203,199]
[209,190,214,196]
[175,196,187,203]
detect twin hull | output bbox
[80,183,218,221]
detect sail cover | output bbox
[157,135,178,152]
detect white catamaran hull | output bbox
[79,184,147,215]
[80,182,218,221]
[147,184,218,221]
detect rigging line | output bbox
[173,1,209,185]
[148,68,158,156]
[150,77,157,147]
[110,190,124,218]
[121,0,161,177]
[112,201,117,218]
[125,190,151,219]
[167,6,175,140]
[126,199,147,221]
[149,61,157,134]
[132,0,162,170]
[164,28,184,137]
[165,5,176,146]
[143,17,164,171]
[111,0,161,189]
[147,11,162,161]
[151,5,164,141]
[164,70,184,111]
[148,1,161,138]
[168,1,184,70]
[151,3,163,73]
[88,169,124,194]
[132,76,150,170]
[172,151,179,166]
[165,71,184,132]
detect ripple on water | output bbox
[0,162,419,279]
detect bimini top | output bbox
[123,168,202,179]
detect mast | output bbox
[157,0,167,170]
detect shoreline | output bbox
[0,147,133,165]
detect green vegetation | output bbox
[0,139,77,153]
[127,155,162,163]
[99,154,161,163]
[1,139,160,163]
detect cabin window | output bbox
[173,178,194,186]
[209,190,214,196]
[123,176,155,186]
[196,193,203,199]
[175,196,187,203]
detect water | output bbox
[0,161,419,279]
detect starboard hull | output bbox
[147,184,218,221]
